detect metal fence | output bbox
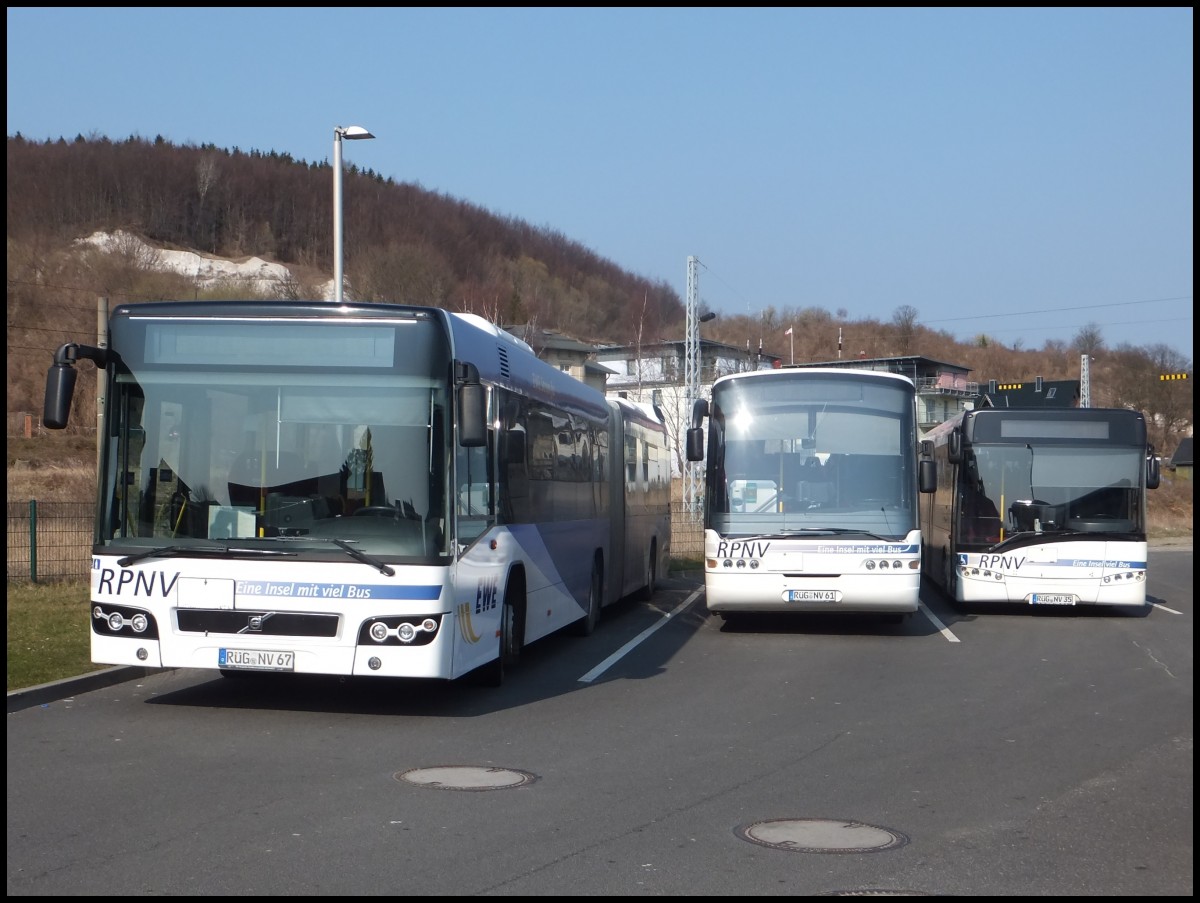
[6,501,94,582]
[6,500,705,584]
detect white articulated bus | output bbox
[685,367,936,621]
[44,300,669,685]
[920,406,1159,610]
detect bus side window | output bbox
[456,439,493,543]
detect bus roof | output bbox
[711,367,917,389]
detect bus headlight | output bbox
[91,604,158,639]
[357,616,442,647]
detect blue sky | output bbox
[7,7,1193,362]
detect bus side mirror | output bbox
[947,428,963,464]
[686,398,709,462]
[455,360,486,447]
[43,361,78,430]
[43,343,108,430]
[1146,453,1160,490]
[919,458,937,493]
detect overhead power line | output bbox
[925,295,1192,326]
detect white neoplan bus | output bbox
[685,368,936,620]
[43,300,669,685]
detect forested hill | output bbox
[5,134,1193,452]
[6,133,684,342]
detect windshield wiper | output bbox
[733,528,895,543]
[333,539,395,576]
[116,545,297,567]
[987,526,1132,553]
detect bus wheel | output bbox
[636,542,657,601]
[475,580,523,687]
[571,558,603,636]
[942,548,958,603]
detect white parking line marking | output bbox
[919,601,961,643]
[578,588,704,683]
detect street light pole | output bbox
[684,256,717,516]
[333,125,376,303]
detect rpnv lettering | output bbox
[977,554,1026,571]
[96,568,180,597]
[715,540,771,558]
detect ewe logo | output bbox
[458,576,499,645]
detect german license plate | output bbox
[219,648,295,671]
[785,590,838,602]
[1029,593,1076,606]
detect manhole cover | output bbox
[735,818,908,853]
[819,890,933,896]
[395,766,538,791]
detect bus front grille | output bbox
[176,609,339,638]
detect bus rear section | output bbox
[607,396,671,604]
[687,368,935,618]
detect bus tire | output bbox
[570,557,603,637]
[942,547,959,605]
[635,541,657,601]
[475,576,523,687]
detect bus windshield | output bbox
[707,374,918,539]
[962,444,1145,541]
[101,317,453,561]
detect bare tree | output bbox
[892,304,919,353]
[196,154,219,203]
[1073,322,1106,356]
[635,292,649,394]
